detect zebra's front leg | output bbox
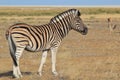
[51,48,58,76]
[38,51,48,76]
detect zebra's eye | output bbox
[76,18,81,22]
[75,19,79,22]
[77,20,80,22]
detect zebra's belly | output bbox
[25,44,51,52]
[25,46,39,52]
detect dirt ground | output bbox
[0,14,120,80]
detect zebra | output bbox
[6,9,88,78]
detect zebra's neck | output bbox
[50,19,71,38]
[49,10,74,38]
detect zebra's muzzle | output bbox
[80,27,88,35]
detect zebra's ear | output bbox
[76,10,81,16]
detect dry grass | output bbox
[0,7,120,16]
[0,7,120,80]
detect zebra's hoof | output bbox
[13,74,23,78]
[19,74,23,78]
[52,71,58,76]
[38,72,42,77]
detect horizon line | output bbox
[0,5,120,8]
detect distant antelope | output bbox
[107,17,117,33]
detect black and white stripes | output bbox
[6,9,88,78]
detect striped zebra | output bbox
[6,9,88,78]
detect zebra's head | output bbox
[50,9,88,35]
[71,9,88,35]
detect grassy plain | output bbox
[0,7,120,80]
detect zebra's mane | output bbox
[50,9,80,23]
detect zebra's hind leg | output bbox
[38,51,48,76]
[13,46,25,78]
[51,48,58,76]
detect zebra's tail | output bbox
[8,34,18,66]
[5,30,9,40]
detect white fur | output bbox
[51,48,58,76]
[38,51,48,76]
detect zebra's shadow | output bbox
[116,31,120,33]
[0,71,12,78]
[0,71,32,78]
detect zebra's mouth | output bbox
[80,27,88,35]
